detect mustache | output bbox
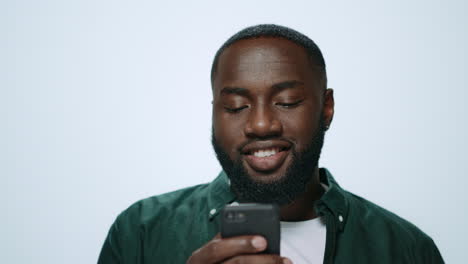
[237,137,296,152]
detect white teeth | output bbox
[253,149,278,158]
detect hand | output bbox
[187,234,292,264]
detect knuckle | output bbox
[187,237,224,264]
[186,248,202,264]
[226,256,246,264]
[205,240,222,259]
[225,255,282,264]
[239,237,255,251]
[275,257,284,264]
[263,255,283,264]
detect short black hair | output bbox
[210,24,327,88]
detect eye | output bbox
[275,100,304,108]
[224,105,248,113]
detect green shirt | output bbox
[98,168,444,263]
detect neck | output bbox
[279,167,324,221]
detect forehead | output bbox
[213,37,316,91]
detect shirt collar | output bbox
[207,171,236,220]
[315,168,349,232]
[206,168,349,231]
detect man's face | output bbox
[211,37,333,205]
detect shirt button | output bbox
[210,209,217,215]
[338,215,344,222]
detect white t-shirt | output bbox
[280,216,327,264]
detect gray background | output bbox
[2,0,466,263]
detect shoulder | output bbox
[98,183,212,263]
[116,182,211,228]
[345,190,429,240]
[343,190,443,262]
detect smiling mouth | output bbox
[243,146,291,173]
[245,146,288,156]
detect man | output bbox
[98,24,444,263]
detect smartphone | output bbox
[220,203,280,254]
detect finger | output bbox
[188,235,267,263]
[224,255,292,264]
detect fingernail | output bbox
[283,258,293,264]
[251,237,266,249]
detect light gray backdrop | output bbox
[2,0,466,263]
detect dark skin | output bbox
[187,37,334,264]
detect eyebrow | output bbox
[219,80,304,96]
[271,80,304,92]
[220,86,249,96]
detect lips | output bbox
[241,140,291,172]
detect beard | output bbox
[211,119,326,206]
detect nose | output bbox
[244,104,282,138]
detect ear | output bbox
[323,89,335,130]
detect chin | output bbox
[242,159,292,184]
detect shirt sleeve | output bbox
[98,220,122,264]
[416,237,444,264]
[425,238,444,264]
[97,213,142,264]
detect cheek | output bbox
[280,108,321,145]
[213,112,246,152]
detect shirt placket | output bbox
[323,210,337,264]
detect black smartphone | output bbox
[220,203,280,254]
